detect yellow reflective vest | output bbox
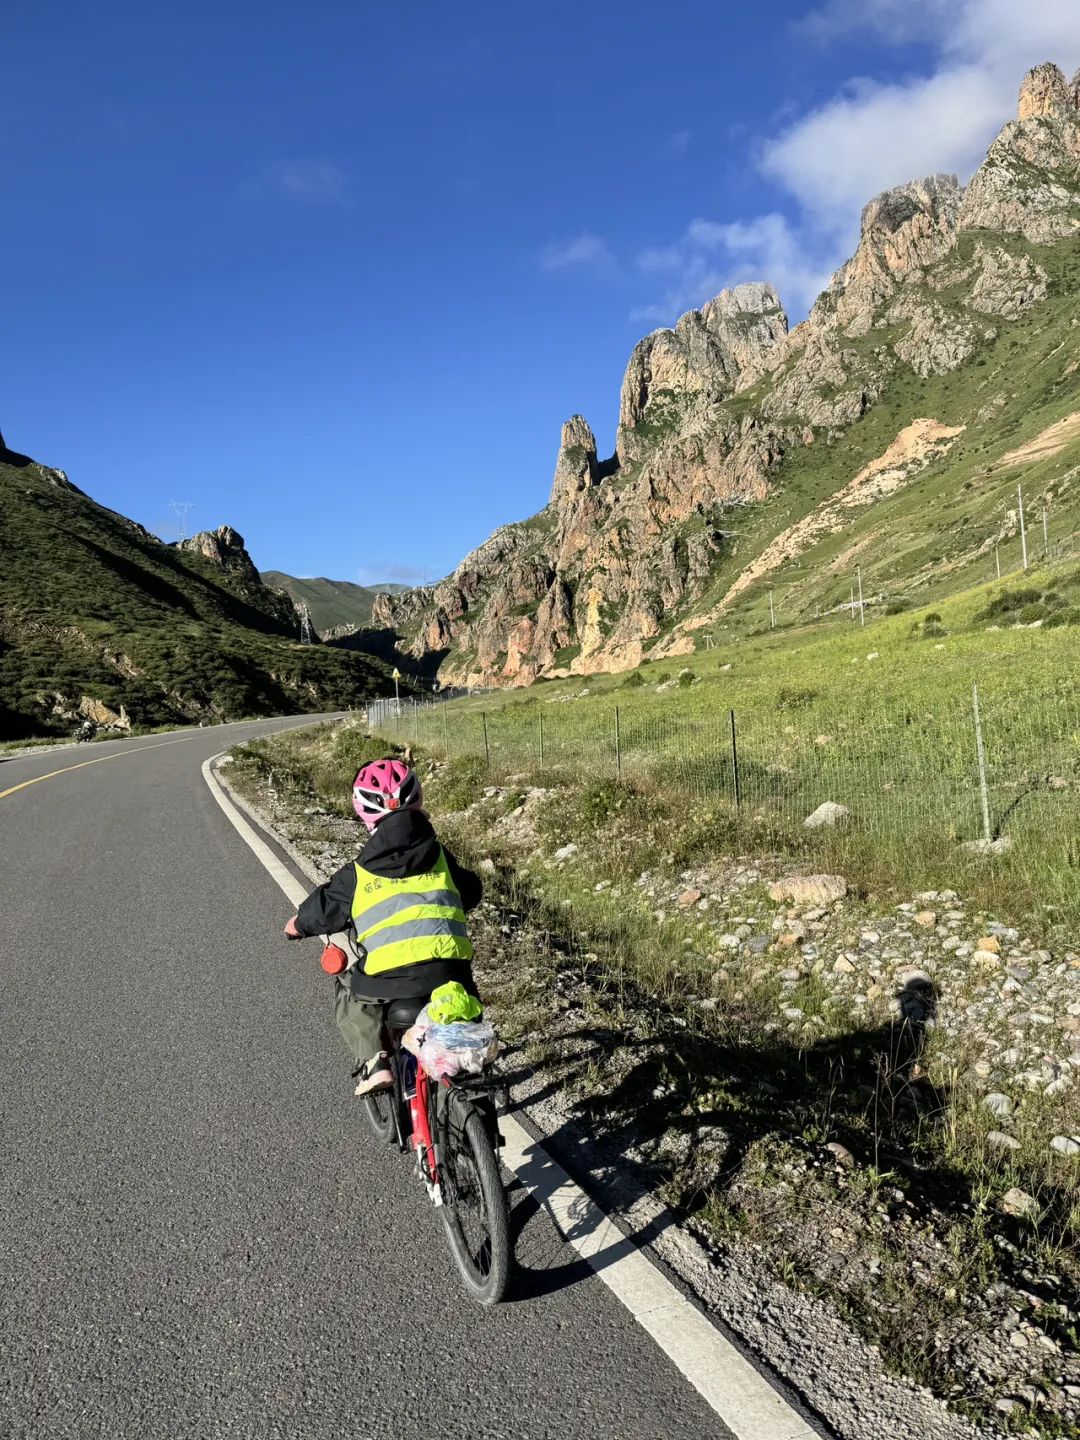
[350,848,474,976]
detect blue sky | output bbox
[4,0,1079,585]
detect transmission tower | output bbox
[298,602,313,645]
[170,501,193,542]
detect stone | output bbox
[1050,1135,1080,1156]
[914,910,936,928]
[767,874,847,906]
[977,935,1001,954]
[973,949,1003,968]
[804,802,851,830]
[961,836,1014,856]
[825,1141,855,1167]
[987,1131,1021,1152]
[984,1092,1014,1117]
[833,956,857,974]
[1000,1187,1039,1218]
[553,843,578,862]
[678,888,703,907]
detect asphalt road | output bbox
[0,719,735,1440]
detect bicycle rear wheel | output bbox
[441,1101,510,1305]
[362,1086,395,1142]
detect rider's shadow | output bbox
[494,977,974,1302]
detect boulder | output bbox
[768,874,847,906]
[804,801,851,830]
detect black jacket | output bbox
[296,809,482,1001]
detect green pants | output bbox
[334,984,384,1067]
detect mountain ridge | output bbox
[0,448,398,738]
[377,61,1080,687]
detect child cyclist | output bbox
[284,758,482,1095]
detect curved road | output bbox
[0,718,735,1440]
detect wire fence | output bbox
[371,682,1080,930]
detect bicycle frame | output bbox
[381,1020,506,1209]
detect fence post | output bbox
[442,703,449,753]
[413,701,420,743]
[769,590,776,628]
[1018,484,1028,570]
[729,708,741,812]
[614,706,622,779]
[538,710,545,767]
[857,565,865,627]
[482,712,490,769]
[995,546,1001,581]
[972,684,992,844]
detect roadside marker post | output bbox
[729,708,741,813]
[972,684,992,845]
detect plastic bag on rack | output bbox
[418,1019,498,1079]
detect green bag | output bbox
[427,981,482,1024]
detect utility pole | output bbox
[1018,484,1028,571]
[769,590,776,629]
[1042,507,1049,556]
[995,546,1001,581]
[169,501,193,542]
[857,566,865,627]
[298,602,313,645]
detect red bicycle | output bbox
[360,997,511,1305]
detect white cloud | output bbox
[634,213,834,325]
[776,0,1080,227]
[760,65,1003,228]
[539,232,615,273]
[266,159,348,203]
[635,0,1080,325]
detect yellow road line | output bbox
[0,735,197,801]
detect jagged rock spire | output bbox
[549,415,599,507]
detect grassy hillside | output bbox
[261,572,408,633]
[0,446,400,738]
[673,234,1080,642]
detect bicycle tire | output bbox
[362,1085,396,1143]
[441,1104,510,1305]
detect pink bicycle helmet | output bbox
[352,758,423,830]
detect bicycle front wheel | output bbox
[441,1103,510,1305]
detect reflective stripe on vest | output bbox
[350,847,474,976]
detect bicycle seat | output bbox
[385,996,426,1029]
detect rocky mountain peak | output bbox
[178,524,261,586]
[1017,61,1074,121]
[617,283,789,461]
[960,61,1080,244]
[550,414,600,506]
[818,174,962,337]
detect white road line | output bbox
[201,752,822,1440]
